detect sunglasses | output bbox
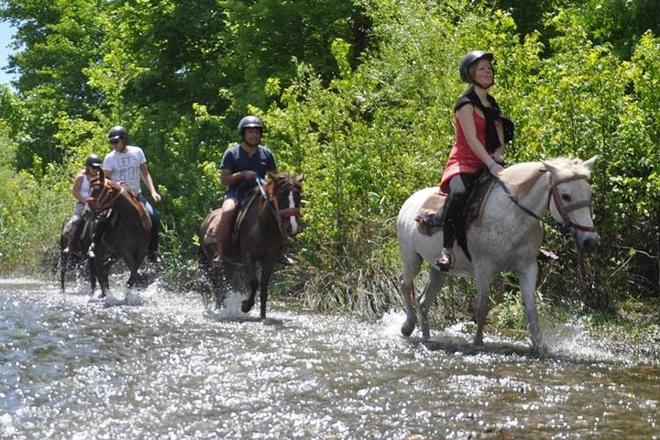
[109,139,121,145]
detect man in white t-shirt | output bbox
[88,125,161,262]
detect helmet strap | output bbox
[473,78,494,90]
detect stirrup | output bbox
[434,250,453,271]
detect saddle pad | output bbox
[416,191,446,236]
[415,176,497,236]
[203,221,218,245]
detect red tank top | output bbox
[439,110,487,193]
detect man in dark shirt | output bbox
[216,115,284,264]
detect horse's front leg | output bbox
[258,260,276,319]
[89,257,107,298]
[241,261,259,314]
[418,267,445,341]
[473,264,496,348]
[518,262,547,357]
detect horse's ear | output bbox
[98,167,105,183]
[541,160,560,175]
[297,174,305,183]
[267,171,277,181]
[582,155,599,171]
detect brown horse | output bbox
[87,169,152,297]
[199,172,304,318]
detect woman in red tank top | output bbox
[423,51,507,270]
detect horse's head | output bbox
[87,169,122,214]
[542,156,600,252]
[86,168,106,213]
[266,172,304,237]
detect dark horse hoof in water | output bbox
[401,320,415,337]
[241,299,255,313]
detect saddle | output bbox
[415,172,497,260]
[202,190,261,247]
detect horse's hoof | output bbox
[241,300,254,313]
[401,322,415,337]
[531,344,549,359]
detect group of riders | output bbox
[62,50,513,272]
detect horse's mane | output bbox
[500,157,592,199]
[101,179,151,230]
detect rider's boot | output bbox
[278,254,295,266]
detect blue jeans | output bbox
[139,195,160,254]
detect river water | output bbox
[0,277,658,439]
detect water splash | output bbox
[0,277,658,439]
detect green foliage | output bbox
[0,125,70,273]
[0,0,657,316]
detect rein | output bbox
[497,172,595,236]
[89,180,125,212]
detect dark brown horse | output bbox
[199,172,304,318]
[87,170,152,297]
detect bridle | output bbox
[88,178,125,213]
[548,174,596,233]
[498,172,596,236]
[256,177,302,235]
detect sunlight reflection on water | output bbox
[0,277,657,439]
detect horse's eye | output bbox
[561,194,571,202]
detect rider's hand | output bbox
[151,191,161,203]
[488,161,504,176]
[241,170,257,180]
[492,152,504,163]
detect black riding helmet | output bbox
[85,153,102,168]
[237,115,263,137]
[459,50,495,83]
[107,125,128,142]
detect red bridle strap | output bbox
[280,208,301,219]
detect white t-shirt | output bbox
[77,173,92,199]
[103,145,146,194]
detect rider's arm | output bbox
[72,174,86,204]
[139,163,161,203]
[456,104,502,175]
[221,168,256,186]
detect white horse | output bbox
[397,156,600,356]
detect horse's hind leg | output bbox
[241,262,259,314]
[60,252,67,291]
[400,253,423,337]
[197,251,215,308]
[418,267,445,341]
[473,264,496,348]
